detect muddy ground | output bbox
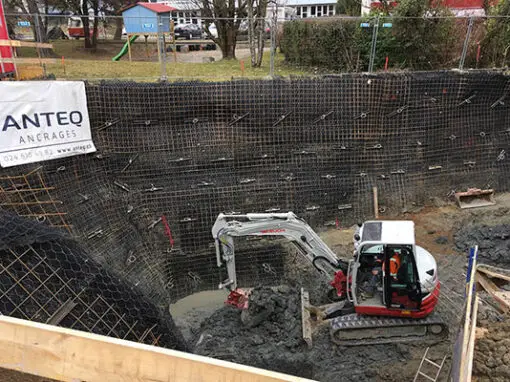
[3,196,508,382]
[171,194,510,381]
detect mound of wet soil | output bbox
[455,224,510,266]
[192,285,415,381]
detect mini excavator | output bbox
[212,212,447,346]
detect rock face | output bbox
[473,321,510,382]
[455,224,510,266]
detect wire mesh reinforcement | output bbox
[0,210,188,351]
[0,72,509,308]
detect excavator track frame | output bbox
[329,313,448,346]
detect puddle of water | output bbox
[170,289,228,318]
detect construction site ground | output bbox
[2,195,510,382]
[171,194,510,382]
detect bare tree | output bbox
[247,0,268,67]
[197,0,247,60]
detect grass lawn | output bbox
[17,39,308,81]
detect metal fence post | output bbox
[368,15,380,73]
[270,15,277,77]
[459,17,474,70]
[158,15,167,81]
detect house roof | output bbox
[121,2,176,13]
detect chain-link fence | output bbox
[3,13,510,81]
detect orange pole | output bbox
[240,60,245,76]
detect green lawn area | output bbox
[46,53,306,81]
[18,40,307,81]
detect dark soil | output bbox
[473,320,510,382]
[455,224,510,266]
[192,286,436,382]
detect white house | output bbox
[285,0,337,18]
[151,0,202,25]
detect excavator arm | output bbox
[212,212,345,290]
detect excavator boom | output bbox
[212,212,344,290]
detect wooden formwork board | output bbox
[0,315,315,382]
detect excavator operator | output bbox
[366,249,401,298]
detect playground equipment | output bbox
[112,35,139,62]
[113,3,177,63]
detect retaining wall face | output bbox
[1,72,509,304]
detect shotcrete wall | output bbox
[1,71,509,305]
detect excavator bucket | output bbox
[454,188,496,209]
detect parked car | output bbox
[174,24,202,40]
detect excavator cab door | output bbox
[384,245,422,310]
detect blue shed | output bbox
[121,3,176,34]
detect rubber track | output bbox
[330,312,448,346]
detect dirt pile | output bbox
[455,224,510,266]
[473,320,510,381]
[192,286,426,381]
[192,285,312,377]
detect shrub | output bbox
[281,0,460,72]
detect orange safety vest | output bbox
[383,253,401,277]
[389,253,401,277]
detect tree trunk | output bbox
[114,18,123,41]
[91,2,99,52]
[256,18,264,67]
[247,0,257,67]
[219,25,237,59]
[82,0,92,49]
[254,0,267,67]
[25,0,53,56]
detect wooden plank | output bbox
[459,246,478,382]
[0,40,53,49]
[476,272,510,313]
[301,288,312,349]
[477,265,510,283]
[373,186,379,219]
[466,294,480,382]
[0,58,57,64]
[127,34,132,62]
[0,315,314,382]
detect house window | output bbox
[311,6,316,16]
[323,6,328,15]
[296,6,301,16]
[329,5,334,15]
[302,7,308,18]
[317,9,321,17]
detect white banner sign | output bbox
[0,81,96,168]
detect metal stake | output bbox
[368,16,380,73]
[459,17,474,71]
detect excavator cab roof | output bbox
[361,221,415,245]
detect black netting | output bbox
[0,71,509,307]
[0,210,187,351]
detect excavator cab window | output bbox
[384,245,422,310]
